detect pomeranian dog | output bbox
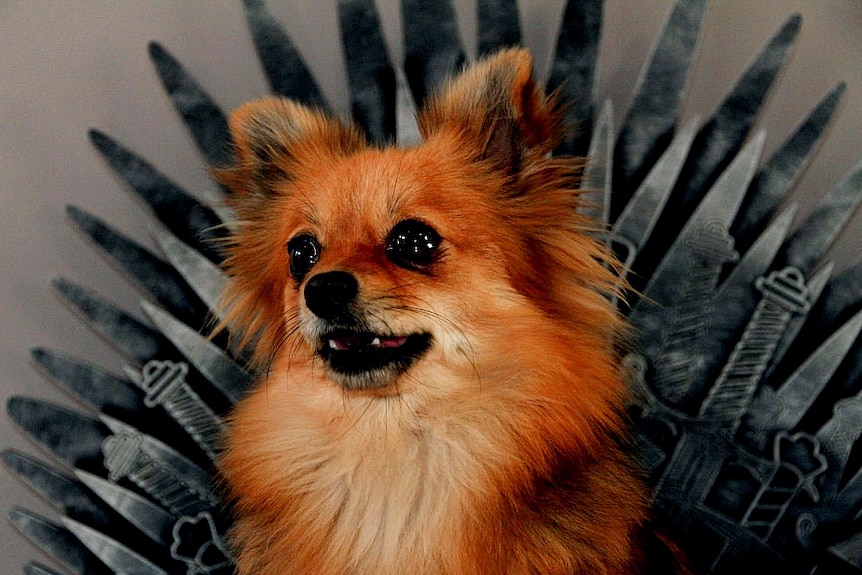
[217,49,685,575]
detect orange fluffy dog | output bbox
[217,49,682,575]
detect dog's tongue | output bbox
[328,334,408,351]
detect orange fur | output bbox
[217,49,683,575]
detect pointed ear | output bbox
[217,97,364,195]
[417,49,562,174]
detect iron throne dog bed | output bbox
[4,1,862,574]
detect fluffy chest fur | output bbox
[225,366,500,574]
[223,327,645,575]
[229,387,454,573]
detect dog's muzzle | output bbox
[303,271,431,389]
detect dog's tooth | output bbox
[371,337,381,347]
[329,340,339,350]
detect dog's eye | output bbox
[287,234,320,280]
[386,219,441,270]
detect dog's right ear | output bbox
[217,97,365,196]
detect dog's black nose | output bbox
[304,271,359,322]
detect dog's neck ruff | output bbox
[230,369,531,573]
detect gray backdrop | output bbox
[0,1,859,572]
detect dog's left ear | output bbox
[418,49,561,175]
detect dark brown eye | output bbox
[287,234,320,281]
[386,219,441,270]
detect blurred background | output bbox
[0,1,859,572]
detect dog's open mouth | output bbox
[317,330,432,389]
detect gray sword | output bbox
[613,0,708,200]
[395,68,421,148]
[337,0,397,146]
[2,450,111,526]
[99,415,218,513]
[75,470,176,548]
[242,0,328,108]
[779,160,862,274]
[402,0,466,108]
[673,14,801,212]
[477,0,521,56]
[746,308,862,444]
[632,132,765,369]
[546,0,602,157]
[150,223,227,316]
[148,41,233,167]
[612,116,700,267]
[698,266,812,433]
[62,517,169,575]
[580,100,613,229]
[733,82,847,250]
[8,508,104,575]
[7,398,107,470]
[67,205,209,327]
[88,129,224,261]
[140,301,251,404]
[31,348,144,415]
[52,277,177,366]
[692,206,798,389]
[763,263,834,382]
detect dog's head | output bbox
[217,49,621,396]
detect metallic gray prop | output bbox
[67,206,210,328]
[337,0,397,145]
[242,0,328,109]
[4,1,861,574]
[613,0,707,202]
[670,14,801,224]
[546,0,602,157]
[148,42,233,168]
[733,83,846,253]
[23,564,65,575]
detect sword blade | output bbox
[546,0,602,156]
[613,0,708,202]
[8,509,109,575]
[7,398,107,471]
[62,518,168,575]
[67,206,208,327]
[88,130,225,262]
[477,0,521,56]
[402,0,466,108]
[148,42,233,167]
[75,470,175,548]
[242,0,328,107]
[337,0,396,145]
